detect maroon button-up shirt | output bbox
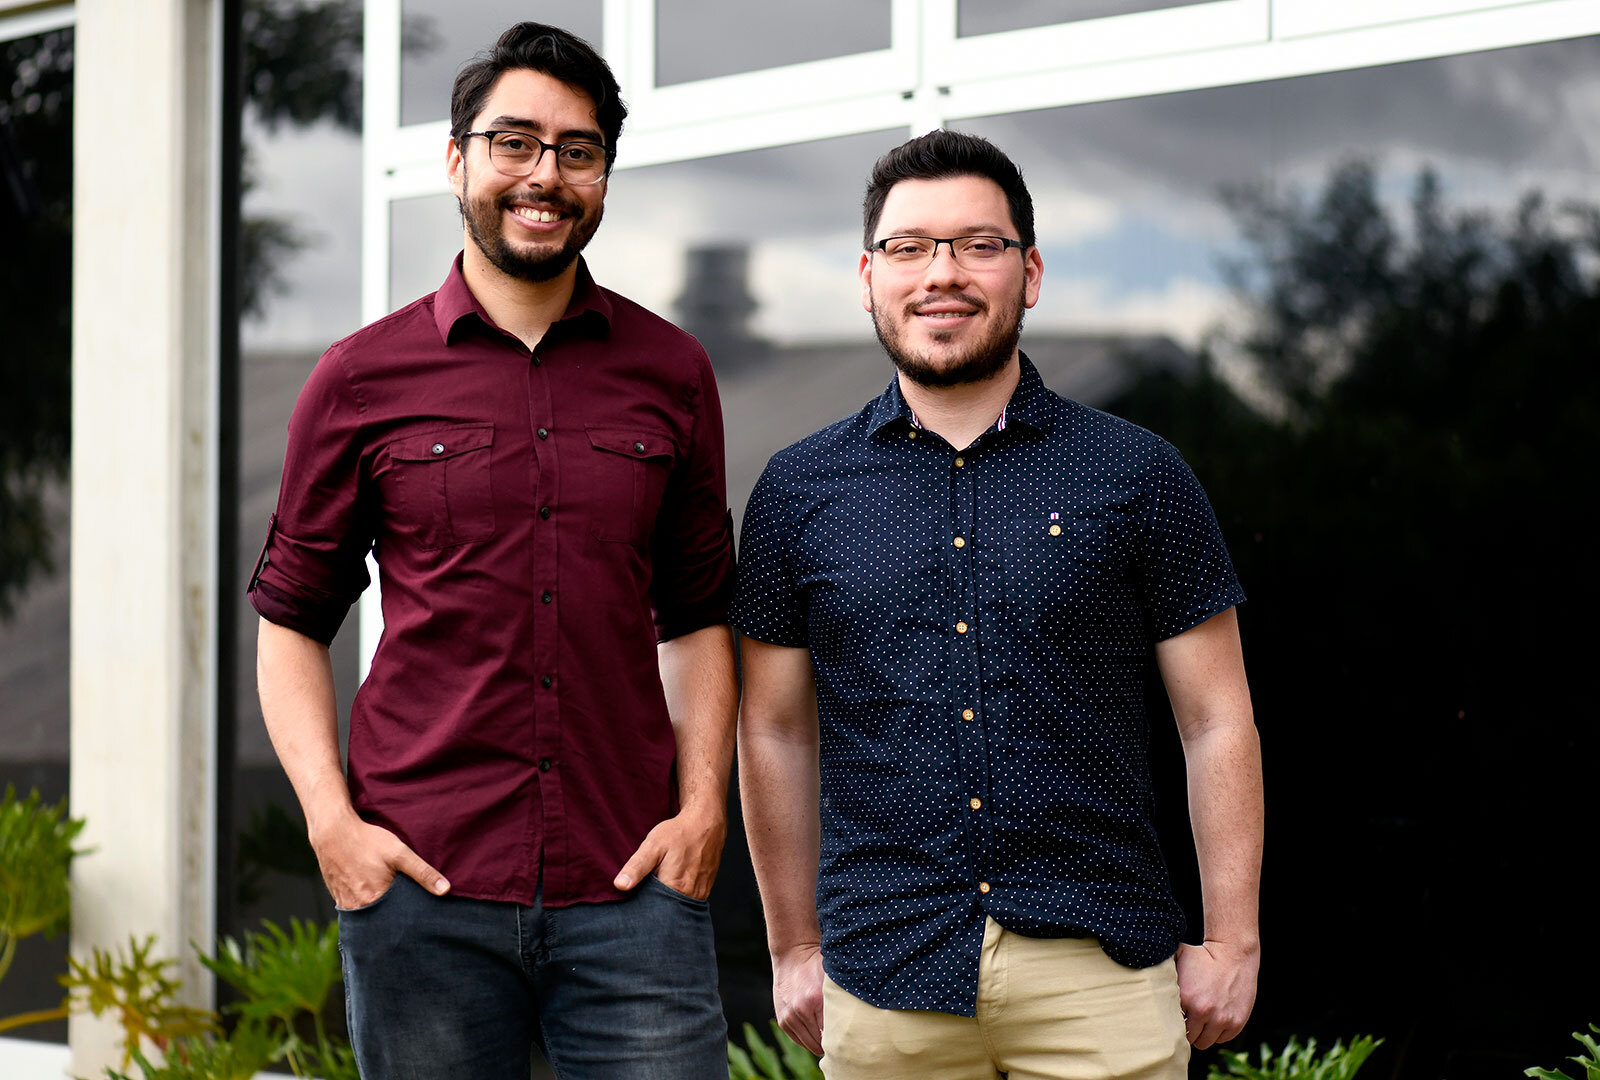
[249,256,735,907]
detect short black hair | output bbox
[862,129,1035,249]
[450,22,627,161]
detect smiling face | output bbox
[447,67,608,284]
[860,174,1043,388]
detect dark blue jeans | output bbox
[337,874,728,1079]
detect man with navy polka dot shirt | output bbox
[734,130,1263,1079]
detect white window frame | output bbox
[0,0,72,41]
[1273,0,1541,41]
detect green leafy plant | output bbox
[1207,1035,1383,1080]
[200,917,344,1079]
[0,784,87,1032]
[729,1020,824,1080]
[1526,1023,1600,1080]
[61,935,220,1067]
[100,1018,277,1080]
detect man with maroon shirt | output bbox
[249,23,735,1079]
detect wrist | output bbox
[304,792,360,848]
[676,796,728,828]
[1202,933,1261,956]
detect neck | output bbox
[897,354,1021,450]
[460,240,579,350]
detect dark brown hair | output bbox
[862,129,1035,249]
[450,23,626,162]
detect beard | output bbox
[870,286,1025,388]
[459,163,603,283]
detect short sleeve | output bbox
[730,460,808,647]
[247,346,373,645]
[1137,439,1245,641]
[650,358,736,641]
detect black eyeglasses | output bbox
[462,130,614,185]
[870,235,1026,269]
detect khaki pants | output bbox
[820,918,1188,1080]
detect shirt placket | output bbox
[947,438,994,903]
[527,341,565,898]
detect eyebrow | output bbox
[485,115,606,145]
[879,225,1012,238]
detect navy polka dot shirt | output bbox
[732,354,1246,1016]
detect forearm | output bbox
[740,722,822,954]
[256,616,355,836]
[1183,718,1263,946]
[657,623,738,817]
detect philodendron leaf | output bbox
[744,1020,786,1078]
[728,1043,758,1080]
[772,1020,823,1080]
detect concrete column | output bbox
[68,0,218,1073]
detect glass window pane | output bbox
[232,0,364,953]
[955,35,1599,1068]
[959,0,1214,36]
[0,24,72,1046]
[655,0,890,87]
[400,2,601,127]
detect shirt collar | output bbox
[433,253,614,345]
[868,351,1056,439]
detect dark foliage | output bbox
[1111,161,1600,1078]
[0,28,72,619]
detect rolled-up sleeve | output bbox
[650,357,735,641]
[248,345,373,645]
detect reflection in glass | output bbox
[232,0,365,964]
[0,25,72,1046]
[957,36,1600,1072]
[399,1,601,127]
[655,0,890,86]
[958,0,1215,36]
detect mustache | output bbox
[497,191,585,217]
[905,293,988,316]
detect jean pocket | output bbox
[645,873,710,906]
[334,874,403,914]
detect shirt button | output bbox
[954,456,965,468]
[539,758,553,772]
[952,536,966,549]
[979,881,991,894]
[1049,523,1062,536]
[537,427,549,439]
[962,708,975,721]
[539,506,551,520]
[541,675,553,688]
[541,591,552,604]
[431,442,445,455]
[969,797,982,810]
[908,430,917,439]
[634,441,646,453]
[532,355,542,367]
[956,621,968,634]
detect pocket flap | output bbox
[388,423,494,462]
[586,426,675,460]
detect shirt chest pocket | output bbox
[584,426,677,548]
[384,424,496,550]
[996,515,1116,637]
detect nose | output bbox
[920,241,969,288]
[527,144,563,187]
